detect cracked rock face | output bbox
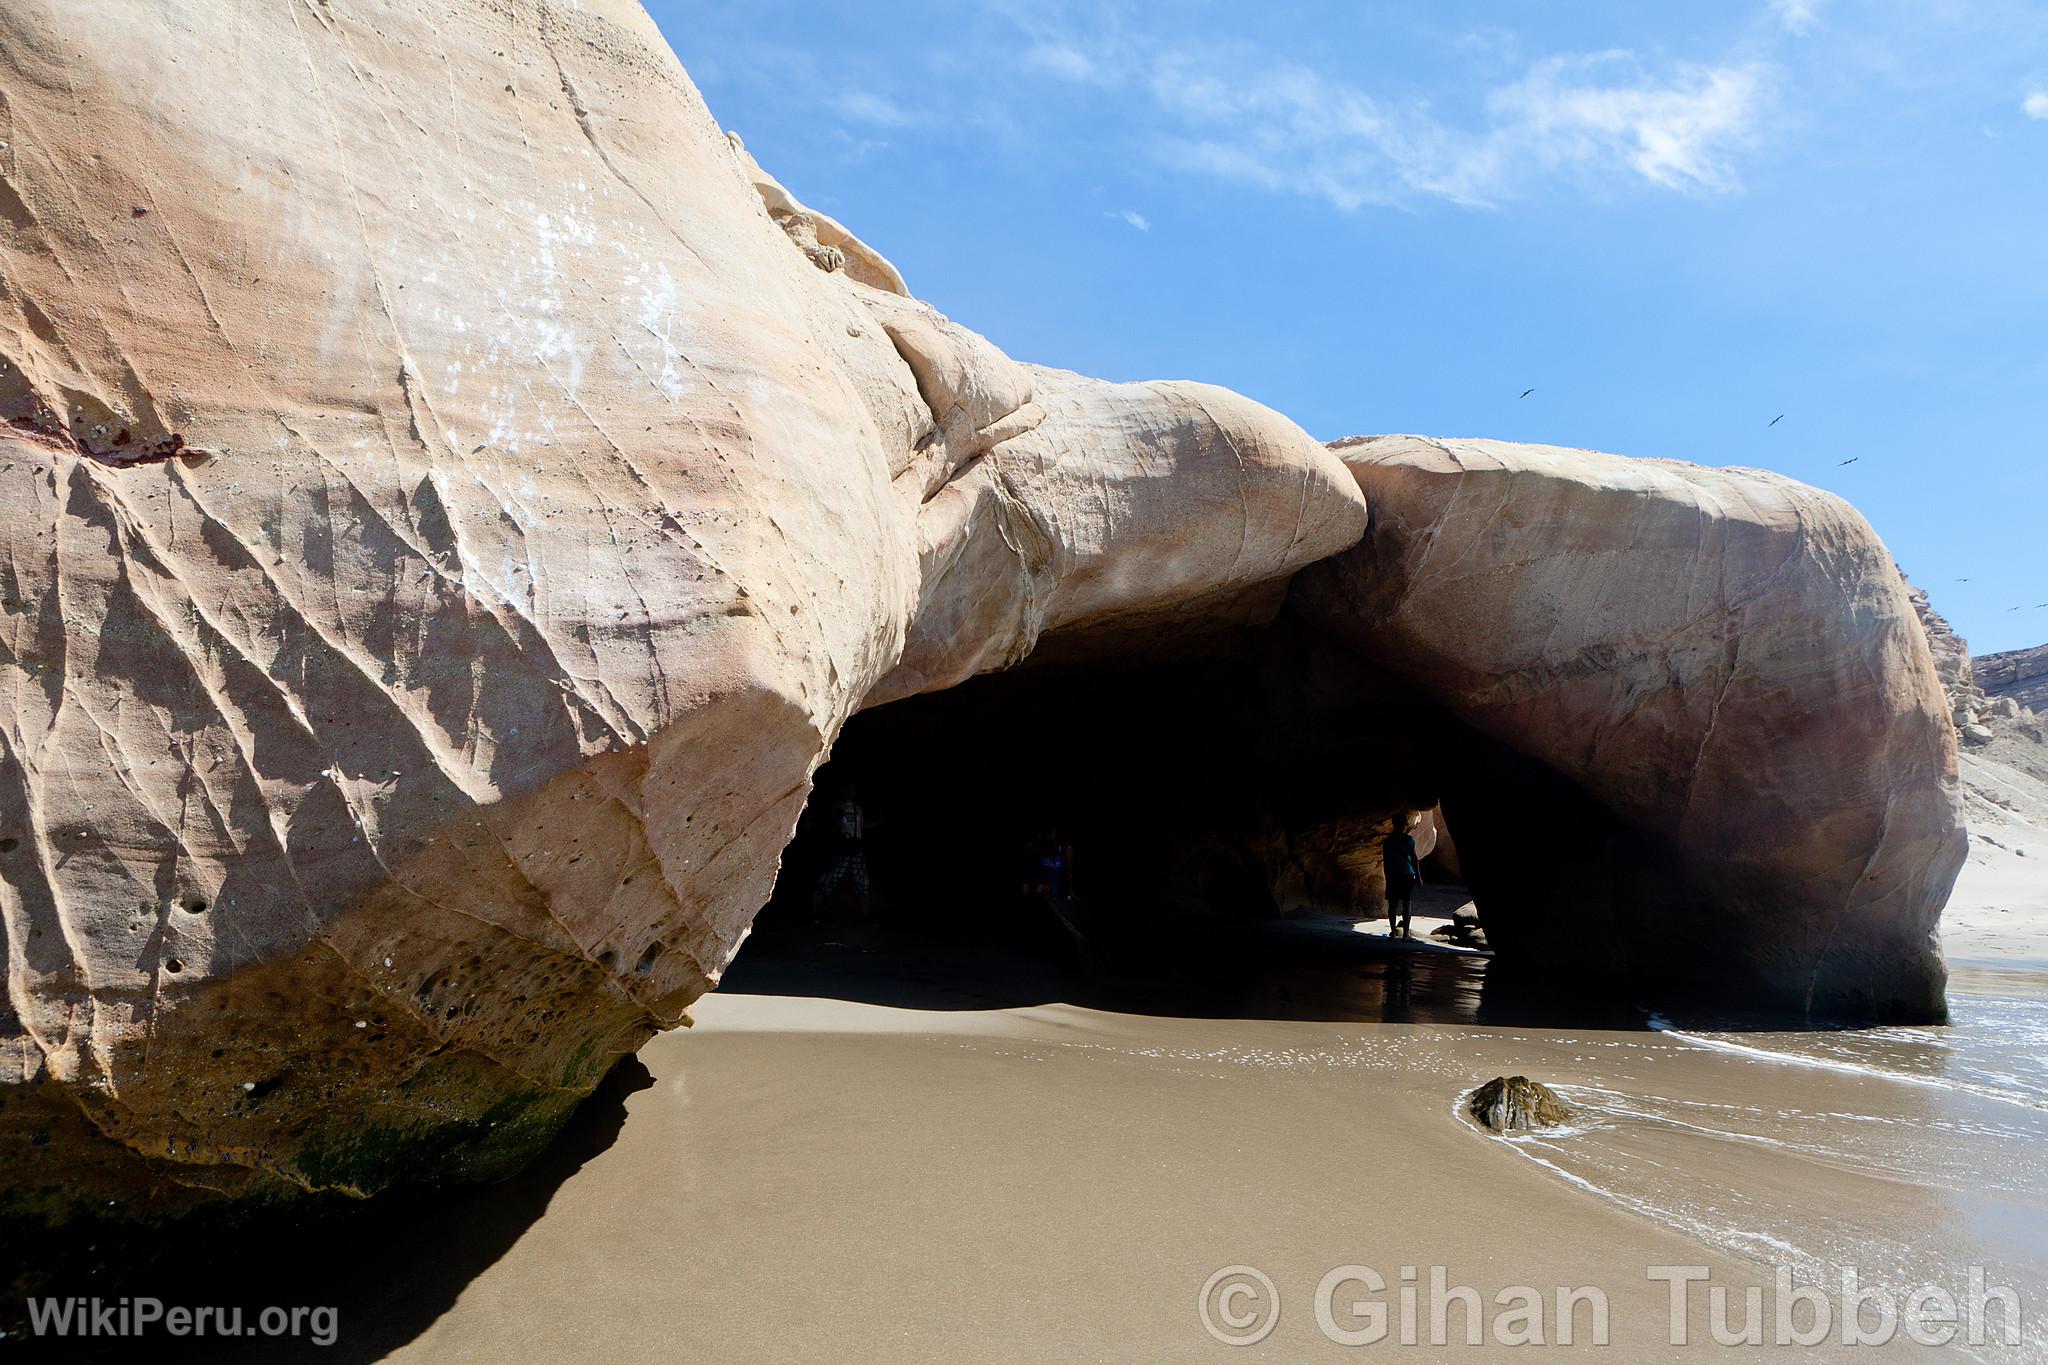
[0,0,1363,1221]
[0,0,1964,1226]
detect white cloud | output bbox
[1494,56,1765,194]
[1025,43,1099,82]
[1054,40,1768,210]
[717,14,1773,216]
[2025,90,2048,120]
[831,90,913,127]
[1107,208,1151,231]
[1770,0,1823,34]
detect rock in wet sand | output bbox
[1469,1076,1571,1132]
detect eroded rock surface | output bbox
[1906,579,1986,720]
[0,0,1967,1230]
[1977,644,2048,717]
[0,0,1360,1222]
[1468,1076,1571,1133]
[1904,577,2026,746]
[1300,436,1966,1019]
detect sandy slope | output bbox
[1944,732,2048,965]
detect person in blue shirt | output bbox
[1023,827,1074,900]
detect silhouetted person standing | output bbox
[1023,827,1075,900]
[812,784,872,920]
[1381,820,1422,939]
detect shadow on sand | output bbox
[20,1059,653,1365]
[723,897,1648,1032]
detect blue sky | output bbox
[658,0,2048,654]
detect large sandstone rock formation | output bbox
[0,0,1362,1226]
[0,0,1962,1228]
[1299,437,1965,1017]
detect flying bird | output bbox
[1838,457,1859,466]
[1769,414,1784,427]
[1518,388,1535,399]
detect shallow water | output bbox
[1489,967,2048,1361]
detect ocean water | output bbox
[1486,967,2048,1361]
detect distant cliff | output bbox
[1976,644,2048,715]
[1904,577,2042,740]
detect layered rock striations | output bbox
[1976,644,2048,717]
[0,0,1963,1225]
[1904,578,2020,744]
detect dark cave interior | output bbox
[771,616,1420,939]
[755,602,1673,1005]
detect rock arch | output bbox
[0,0,1960,1225]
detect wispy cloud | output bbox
[1106,208,1150,231]
[830,90,914,127]
[1494,56,1765,195]
[1041,35,1769,210]
[1024,42,1099,82]
[689,5,1779,216]
[2026,90,2048,120]
[1770,0,1824,34]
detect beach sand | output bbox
[1944,737,2048,965]
[334,920,2041,1364]
[41,838,2048,1363]
[371,1002,1797,1361]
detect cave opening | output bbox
[733,602,1652,1025]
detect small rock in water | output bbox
[1469,1075,1571,1132]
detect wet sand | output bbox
[386,1000,1769,1361]
[359,922,2040,1362]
